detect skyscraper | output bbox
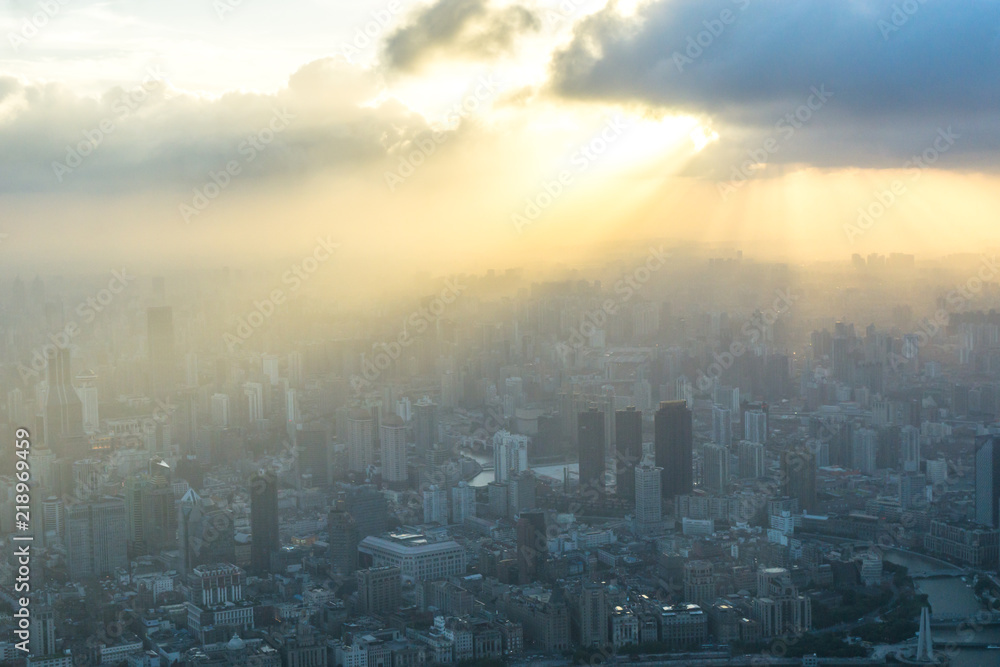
[702,443,729,493]
[901,425,921,473]
[250,469,279,574]
[738,440,766,479]
[711,405,732,447]
[976,436,1000,528]
[43,347,86,459]
[744,409,768,444]
[615,406,642,501]
[147,306,176,397]
[297,428,329,488]
[577,407,605,493]
[65,497,128,579]
[654,401,692,500]
[423,485,448,524]
[356,566,402,615]
[414,397,438,456]
[494,430,529,484]
[31,607,56,657]
[347,409,375,473]
[451,482,476,524]
[328,505,359,577]
[781,450,817,513]
[634,465,662,533]
[516,510,547,584]
[380,415,408,485]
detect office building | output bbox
[634,465,663,533]
[380,415,408,484]
[976,436,1000,528]
[43,347,87,459]
[578,407,605,493]
[702,443,729,493]
[615,407,642,501]
[654,401,692,500]
[356,566,402,615]
[358,533,466,583]
[250,469,279,574]
[65,497,128,579]
[347,409,375,473]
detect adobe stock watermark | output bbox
[718,84,833,201]
[214,0,250,20]
[52,67,167,183]
[17,269,134,383]
[337,1,404,63]
[694,288,797,391]
[7,0,72,51]
[384,75,502,191]
[512,115,630,234]
[180,108,295,222]
[350,278,466,390]
[844,126,958,243]
[541,0,594,28]
[878,0,931,40]
[224,237,339,351]
[672,0,752,72]
[555,246,668,360]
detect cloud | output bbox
[0,59,443,193]
[549,0,1000,170]
[383,0,541,71]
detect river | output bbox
[884,549,997,666]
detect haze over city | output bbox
[3,1,1000,667]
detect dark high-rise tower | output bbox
[782,449,817,512]
[414,398,438,456]
[654,401,692,500]
[516,509,547,584]
[250,469,279,574]
[44,347,86,459]
[147,306,176,397]
[577,407,605,493]
[615,407,642,501]
[976,436,1000,528]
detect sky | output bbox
[1,0,999,277]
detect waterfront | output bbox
[884,550,996,666]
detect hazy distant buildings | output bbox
[655,401,692,500]
[147,306,176,397]
[210,393,230,428]
[43,347,87,459]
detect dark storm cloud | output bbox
[0,59,438,193]
[383,0,541,71]
[550,0,1000,170]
